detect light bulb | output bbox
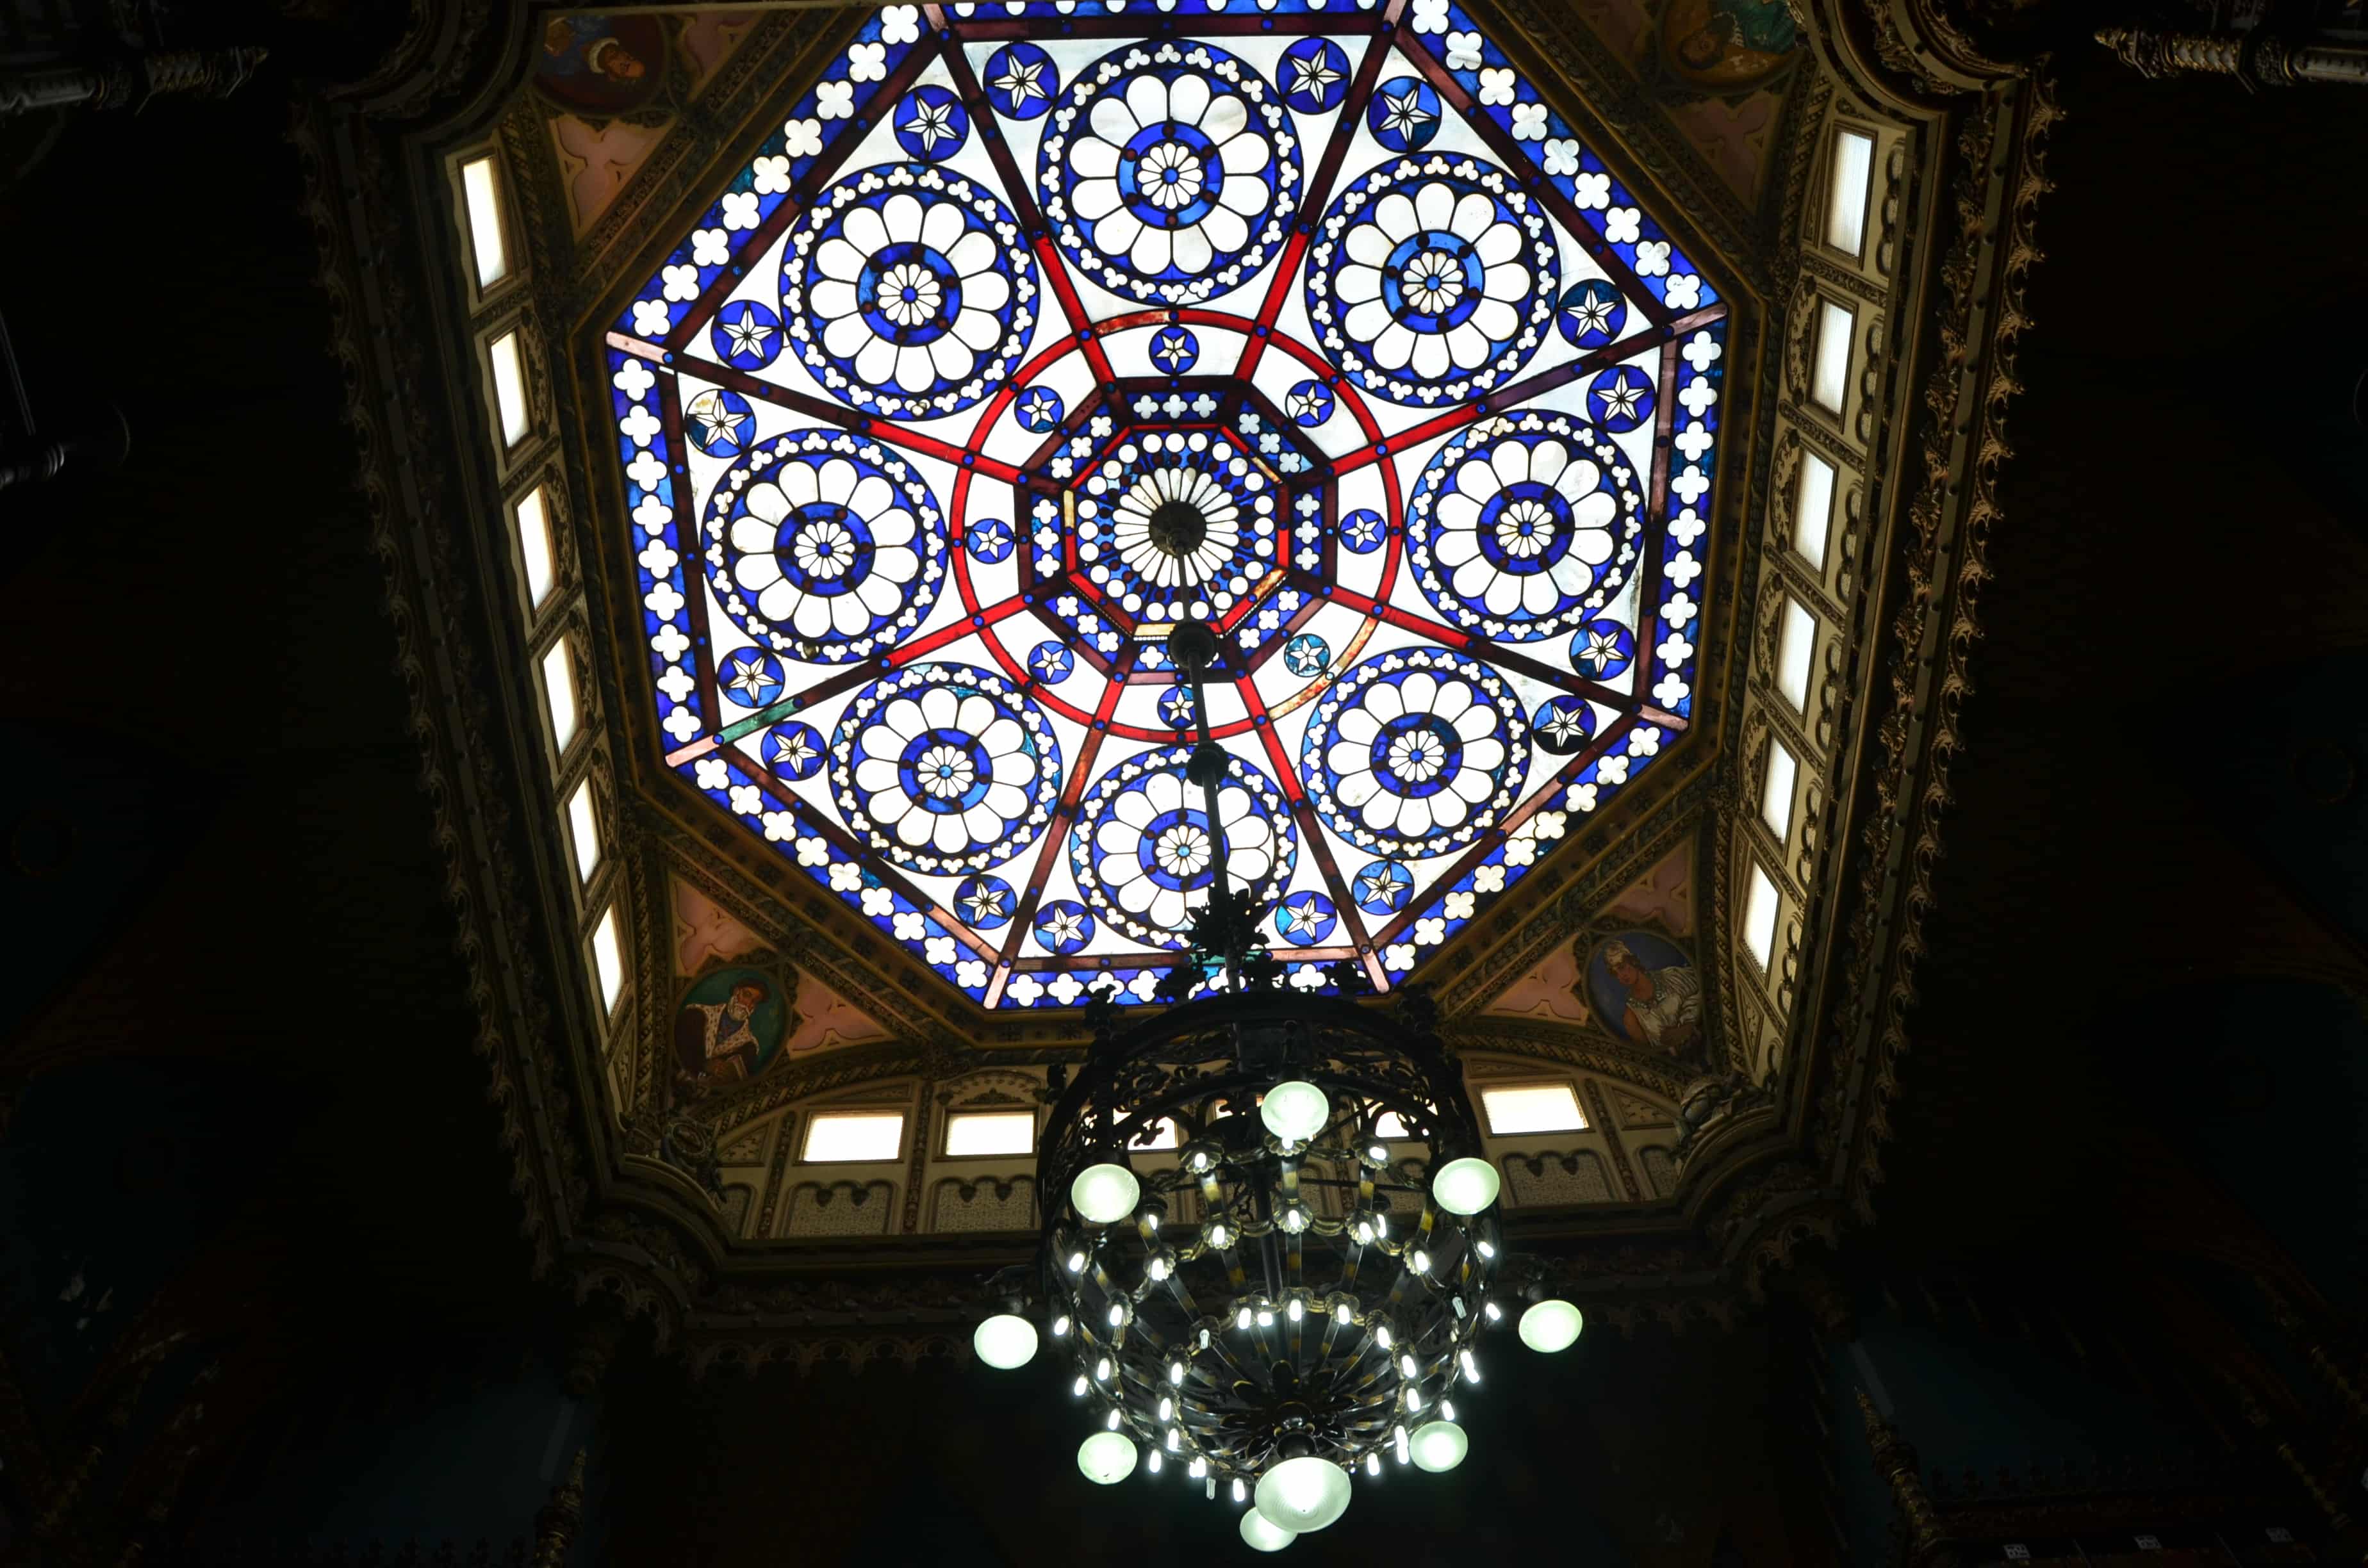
[1365,1452,1381,1477]
[1408,1421,1468,1473]
[1369,1143,1388,1163]
[1411,1248,1431,1274]
[1257,1308,1274,1327]
[1399,1352,1418,1378]
[1232,1478,1247,1503]
[1353,1220,1373,1245]
[1335,1302,1353,1325]
[973,1314,1038,1369]
[1067,1250,1087,1274]
[1159,1396,1174,1421]
[1148,1255,1171,1281]
[1108,1303,1126,1328]
[1239,1509,1296,1553]
[1477,1239,1497,1259]
[1106,1407,1122,1431]
[1078,1430,1138,1485]
[1431,1157,1501,1216]
[1053,1314,1073,1336]
[1073,1375,1089,1397]
[1483,1301,1502,1323]
[1519,1298,1584,1353]
[1237,1306,1253,1331]
[1441,1399,1457,1422]
[1405,1384,1424,1412]
[1169,1361,1185,1385]
[1256,1455,1353,1534]
[1095,1357,1112,1382]
[1451,1297,1467,1319]
[1374,1325,1392,1350]
[1281,1205,1308,1234]
[1206,1222,1231,1249]
[1393,1425,1410,1464]
[1373,1211,1388,1238]
[1260,1081,1330,1144]
[1144,1209,1160,1231]
[1190,1457,1208,1479]
[1165,1428,1181,1452]
[1072,1163,1142,1226]
[1147,1450,1163,1474]
[1190,1150,1212,1173]
[1459,1349,1479,1382]
[1287,1298,1304,1322]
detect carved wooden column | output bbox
[530,1450,588,1568]
[1856,1387,1954,1567]
[2097,26,2368,87]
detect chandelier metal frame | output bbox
[1039,987,1499,1490]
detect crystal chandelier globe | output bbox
[972,621,1583,1549]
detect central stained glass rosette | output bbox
[603,1,1728,1009]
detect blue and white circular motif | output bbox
[1586,364,1657,433]
[1074,430,1278,624]
[1285,379,1333,426]
[686,388,755,456]
[1556,279,1625,348]
[1406,414,1644,642]
[1017,387,1064,433]
[965,516,1015,564]
[1034,900,1094,956]
[1302,649,1528,854]
[1149,325,1199,375]
[1308,156,1556,406]
[784,165,1037,420]
[1570,617,1636,680]
[718,648,787,708]
[983,42,1059,120]
[1282,633,1331,677]
[710,300,784,370]
[956,874,1017,929]
[1367,76,1441,152]
[1157,686,1197,731]
[1042,43,1300,305]
[1069,746,1298,948]
[1274,890,1337,945]
[762,721,827,780]
[1353,859,1413,917]
[1339,507,1385,555]
[1279,38,1351,113]
[1531,696,1597,755]
[1029,641,1074,683]
[833,664,1062,876]
[894,85,969,161]
[703,430,947,665]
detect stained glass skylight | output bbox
[603,0,1726,1009]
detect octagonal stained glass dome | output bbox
[603,0,1727,1010]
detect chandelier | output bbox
[972,625,1585,1553]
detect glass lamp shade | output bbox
[1071,1162,1141,1225]
[1431,1156,1501,1216]
[1254,1455,1353,1533]
[1518,1298,1584,1353]
[1077,1430,1139,1485]
[1239,1508,1298,1553]
[1408,1421,1469,1473]
[972,1313,1039,1369]
[1260,1081,1330,1144]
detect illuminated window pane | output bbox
[591,905,625,1011]
[1825,130,1874,257]
[946,1111,1035,1157]
[1793,450,1836,570]
[1776,600,1815,715]
[1479,1084,1586,1136]
[1373,1111,1413,1140]
[541,639,579,753]
[804,1112,905,1163]
[1743,865,1780,969]
[514,486,555,610]
[1811,302,1854,414]
[1762,739,1798,840]
[461,155,509,288]
[565,778,600,885]
[488,331,530,447]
